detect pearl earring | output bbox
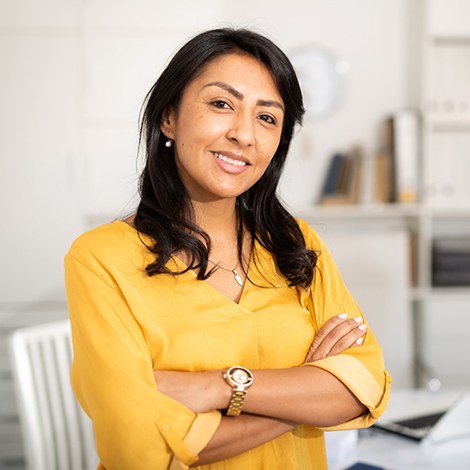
[165,139,173,148]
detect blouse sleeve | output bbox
[299,221,391,430]
[64,251,221,470]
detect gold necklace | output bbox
[208,259,244,287]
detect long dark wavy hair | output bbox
[134,27,317,288]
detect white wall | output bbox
[0,0,416,304]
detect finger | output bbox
[308,315,360,358]
[327,322,368,357]
[307,316,366,361]
[307,312,348,354]
[305,313,348,362]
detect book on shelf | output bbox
[386,109,421,204]
[374,149,394,203]
[408,231,418,287]
[432,237,470,287]
[319,146,364,205]
[433,270,470,287]
[320,153,344,198]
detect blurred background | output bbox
[1,0,470,467]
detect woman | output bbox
[65,28,390,469]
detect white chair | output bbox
[8,320,98,470]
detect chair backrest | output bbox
[8,319,98,470]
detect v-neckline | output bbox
[114,220,254,306]
[172,248,254,306]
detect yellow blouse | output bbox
[64,219,391,470]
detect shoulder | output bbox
[68,221,130,254]
[65,221,150,268]
[295,218,325,251]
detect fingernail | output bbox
[358,324,367,331]
[353,316,363,324]
[356,337,364,345]
[338,313,348,319]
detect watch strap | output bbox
[226,388,247,417]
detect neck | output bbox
[191,198,238,236]
[191,198,248,270]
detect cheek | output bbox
[253,150,276,183]
[178,113,226,146]
[260,134,281,165]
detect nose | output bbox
[226,111,255,147]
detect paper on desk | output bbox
[424,394,470,446]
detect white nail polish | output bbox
[338,313,348,319]
[356,337,364,345]
[354,316,363,324]
[358,324,367,331]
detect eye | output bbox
[211,100,232,110]
[258,114,277,125]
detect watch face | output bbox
[232,368,250,385]
[227,366,254,387]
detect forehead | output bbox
[187,53,283,101]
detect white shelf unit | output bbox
[294,0,470,389]
[419,0,470,387]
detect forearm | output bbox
[156,365,366,428]
[242,366,366,427]
[197,414,294,465]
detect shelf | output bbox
[411,286,470,302]
[427,207,470,218]
[293,203,422,220]
[424,118,470,129]
[294,203,470,220]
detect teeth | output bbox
[214,152,246,166]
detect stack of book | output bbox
[432,237,470,286]
[318,109,420,206]
[319,146,363,205]
[375,109,421,204]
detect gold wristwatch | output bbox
[223,366,254,417]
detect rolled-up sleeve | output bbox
[65,252,221,469]
[303,354,391,430]
[299,220,391,429]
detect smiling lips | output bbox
[213,152,247,167]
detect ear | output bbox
[160,107,176,140]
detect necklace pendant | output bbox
[232,268,244,287]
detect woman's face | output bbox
[161,53,285,203]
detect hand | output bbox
[304,313,367,362]
[154,369,229,413]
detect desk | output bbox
[328,389,470,470]
[353,427,470,470]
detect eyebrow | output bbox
[203,81,285,112]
